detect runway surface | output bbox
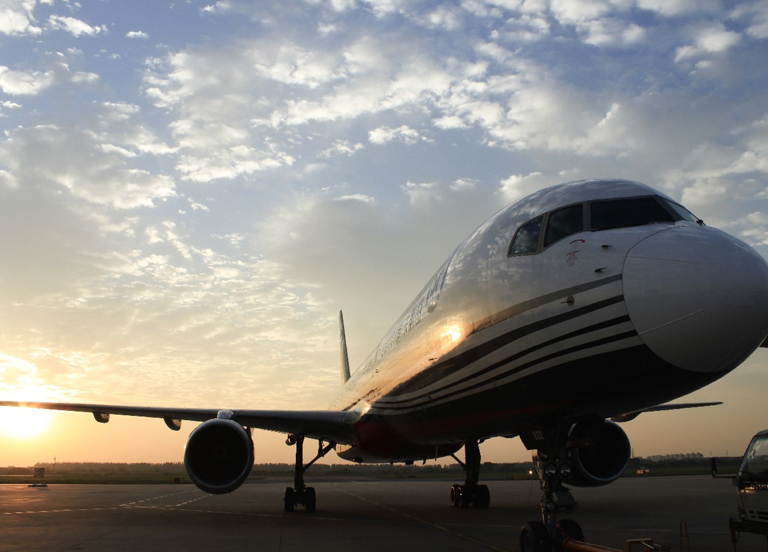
[0,476,764,552]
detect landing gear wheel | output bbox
[284,487,295,512]
[305,486,316,512]
[450,483,490,508]
[450,484,460,507]
[556,518,584,541]
[477,484,490,509]
[520,521,550,552]
[456,485,469,508]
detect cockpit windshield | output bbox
[740,435,768,476]
[662,199,703,225]
[590,197,676,231]
[508,216,543,256]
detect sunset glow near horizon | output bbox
[1,0,768,468]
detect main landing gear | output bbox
[283,434,334,512]
[449,439,491,508]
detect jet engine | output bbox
[567,419,631,487]
[184,418,254,494]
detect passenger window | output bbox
[544,205,583,247]
[590,197,675,231]
[508,216,543,256]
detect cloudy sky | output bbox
[1,0,767,467]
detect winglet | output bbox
[339,310,351,385]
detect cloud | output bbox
[675,24,742,63]
[739,3,768,39]
[319,140,365,157]
[403,180,441,206]
[126,30,149,39]
[417,5,464,31]
[89,102,177,156]
[0,125,176,209]
[494,13,551,42]
[451,178,477,191]
[637,0,720,17]
[277,39,455,125]
[433,115,469,129]
[143,48,299,182]
[0,0,42,35]
[368,125,421,145]
[362,0,406,17]
[47,15,107,37]
[549,0,613,26]
[0,66,55,95]
[335,194,375,203]
[500,171,555,203]
[252,44,346,89]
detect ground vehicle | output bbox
[712,430,768,546]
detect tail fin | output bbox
[339,310,351,385]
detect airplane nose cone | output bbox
[623,226,768,373]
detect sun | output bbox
[0,407,54,440]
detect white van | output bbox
[712,430,768,545]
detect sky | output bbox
[1,0,768,467]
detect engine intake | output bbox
[568,420,631,487]
[184,418,254,494]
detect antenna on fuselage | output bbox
[339,310,351,384]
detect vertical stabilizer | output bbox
[339,311,351,385]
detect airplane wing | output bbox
[610,401,723,423]
[0,400,360,444]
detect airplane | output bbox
[3,178,768,551]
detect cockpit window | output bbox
[508,216,543,256]
[590,197,675,231]
[544,205,584,247]
[663,199,703,225]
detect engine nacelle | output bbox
[184,418,254,495]
[568,419,631,487]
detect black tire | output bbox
[456,485,469,508]
[556,518,584,542]
[477,484,490,508]
[284,487,295,512]
[305,486,316,512]
[519,521,550,552]
[450,484,460,507]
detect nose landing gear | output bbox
[519,427,583,551]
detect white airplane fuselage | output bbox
[331,179,768,463]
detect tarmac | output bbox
[0,476,764,552]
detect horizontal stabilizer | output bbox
[611,401,722,423]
